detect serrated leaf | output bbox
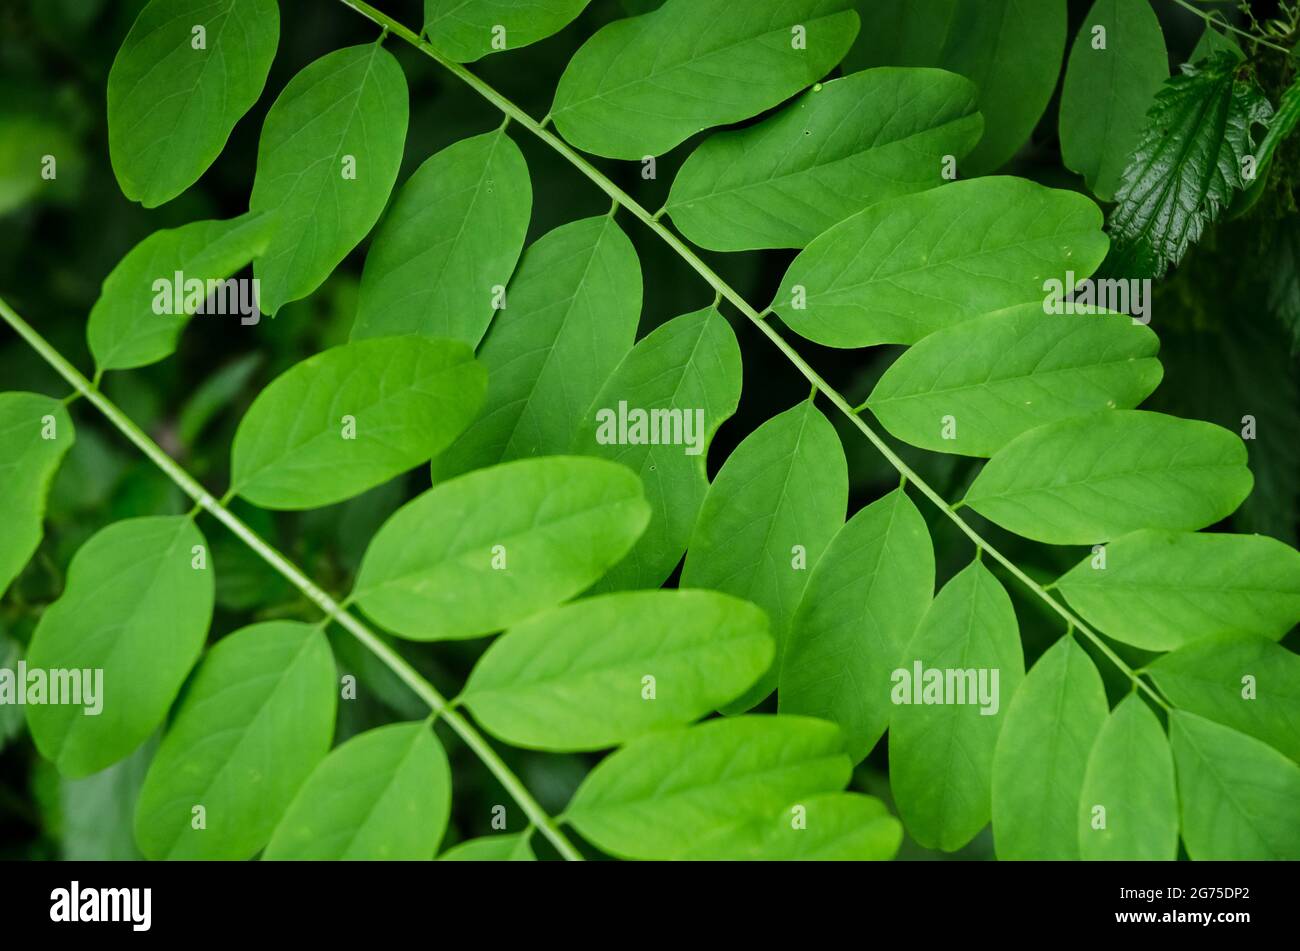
[566,715,850,860]
[436,216,641,480]
[1059,0,1168,202]
[229,337,485,510]
[1109,53,1271,279]
[438,833,536,861]
[681,400,847,712]
[0,393,74,596]
[868,305,1162,457]
[678,792,901,860]
[551,0,859,159]
[134,621,336,860]
[1057,530,1300,651]
[1149,635,1300,763]
[87,213,274,372]
[108,0,279,207]
[964,410,1253,545]
[1170,711,1300,860]
[772,177,1109,348]
[25,516,214,778]
[992,636,1108,859]
[264,722,451,860]
[779,488,933,762]
[890,561,1023,851]
[350,129,532,346]
[353,457,650,641]
[665,67,982,251]
[423,0,591,62]
[1077,694,1177,860]
[250,43,408,314]
[462,590,773,751]
[570,305,742,592]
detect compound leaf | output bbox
[423,0,592,62]
[0,394,74,596]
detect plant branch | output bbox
[0,295,584,861]
[337,0,1170,710]
[1168,0,1292,53]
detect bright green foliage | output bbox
[571,306,742,592]
[0,394,73,595]
[565,715,851,859]
[1150,635,1300,763]
[681,400,847,711]
[552,0,859,159]
[868,305,1162,456]
[351,129,532,345]
[229,337,485,509]
[265,722,452,860]
[772,178,1109,348]
[25,517,214,777]
[462,590,772,750]
[1057,530,1300,651]
[353,457,649,640]
[439,833,536,861]
[964,411,1253,545]
[134,622,336,860]
[890,561,1023,852]
[780,488,933,762]
[1077,695,1178,860]
[666,68,982,251]
[1059,0,1168,202]
[423,0,592,62]
[992,636,1108,859]
[679,792,902,860]
[108,0,280,207]
[250,43,408,314]
[1170,711,1300,860]
[436,216,641,479]
[87,213,274,372]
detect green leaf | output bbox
[570,305,742,592]
[1149,635,1300,763]
[664,67,982,251]
[59,738,154,860]
[964,411,1253,545]
[779,488,933,762]
[134,621,336,860]
[250,43,408,314]
[867,305,1162,457]
[551,0,860,159]
[772,177,1109,348]
[462,590,773,751]
[353,457,650,640]
[890,561,1023,851]
[681,400,847,712]
[107,0,279,207]
[1057,530,1300,652]
[25,517,214,778]
[1109,53,1271,279]
[350,129,532,346]
[264,722,451,860]
[992,636,1108,859]
[435,216,641,480]
[229,337,485,510]
[846,0,1067,174]
[1077,694,1177,860]
[1059,0,1168,202]
[566,715,850,860]
[678,792,901,860]
[1170,711,1300,860]
[423,0,591,62]
[87,213,274,372]
[0,393,74,596]
[439,833,536,861]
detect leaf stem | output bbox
[336,0,1168,708]
[0,295,583,862]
